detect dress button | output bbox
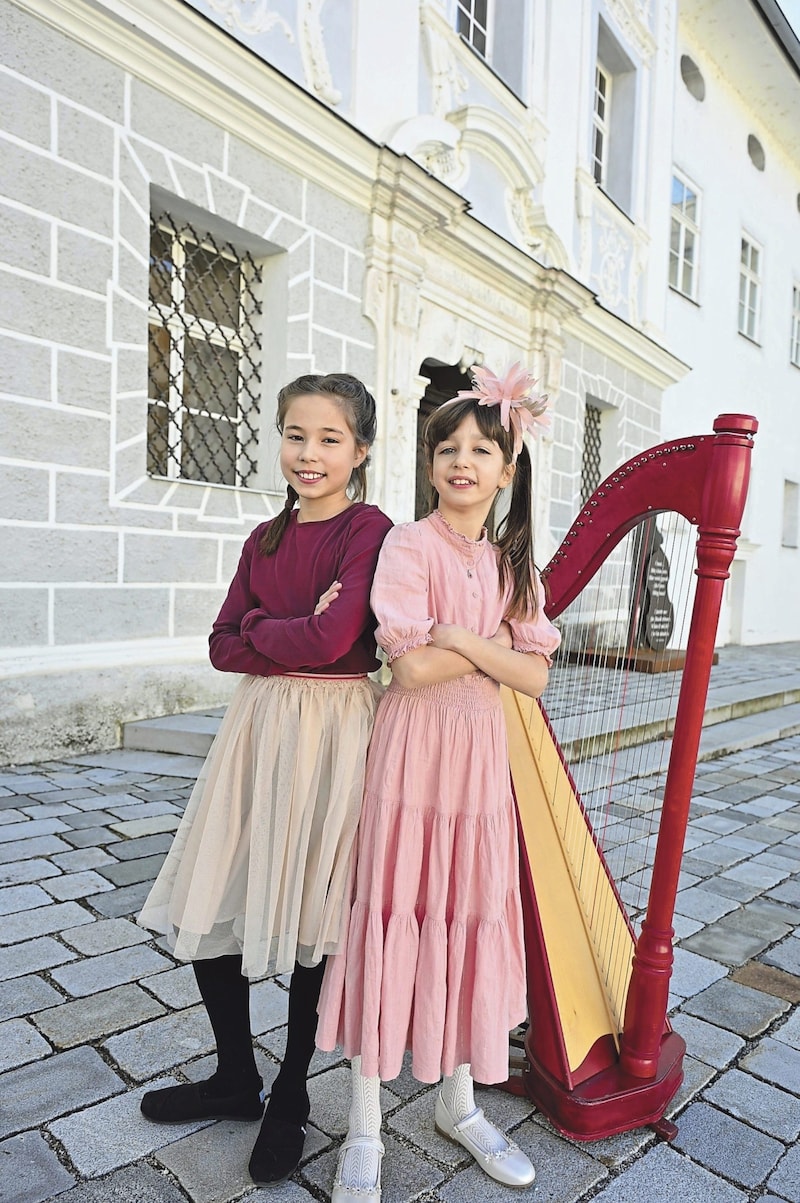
[472,591,479,599]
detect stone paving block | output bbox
[108,814,181,838]
[587,1141,747,1203]
[0,807,28,824]
[673,1099,784,1186]
[94,791,155,810]
[141,964,201,1009]
[0,856,62,886]
[88,879,154,918]
[304,1130,444,1203]
[763,934,800,976]
[742,1036,800,1094]
[240,1181,318,1203]
[0,816,68,843]
[669,946,728,998]
[109,832,173,861]
[388,1086,471,1166]
[674,886,739,923]
[0,1130,76,1202]
[0,833,72,863]
[775,1008,800,1049]
[0,972,62,1021]
[767,1143,800,1202]
[50,943,171,996]
[58,809,116,829]
[104,1005,215,1079]
[42,870,116,900]
[0,1045,124,1139]
[683,978,790,1036]
[307,1065,397,1138]
[34,982,165,1048]
[702,875,760,902]
[722,860,792,889]
[0,899,93,945]
[95,853,168,887]
[0,1016,52,1071]
[768,876,800,906]
[704,1067,800,1141]
[250,977,289,1035]
[104,801,182,822]
[0,881,52,914]
[0,934,77,980]
[664,1053,716,1117]
[680,923,772,966]
[691,815,746,835]
[48,1077,211,1176]
[60,825,122,848]
[669,1013,745,1069]
[65,792,126,812]
[156,1118,328,1203]
[736,794,797,816]
[61,916,151,956]
[51,847,118,871]
[440,1119,606,1203]
[687,840,746,867]
[48,1162,186,1203]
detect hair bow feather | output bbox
[451,362,550,458]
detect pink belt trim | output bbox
[282,672,369,680]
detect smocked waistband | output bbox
[386,673,500,711]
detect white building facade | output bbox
[0,0,796,762]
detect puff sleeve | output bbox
[371,524,435,664]
[506,574,562,666]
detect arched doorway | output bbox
[415,359,473,518]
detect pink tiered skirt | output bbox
[316,673,526,1085]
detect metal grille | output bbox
[147,212,263,487]
[580,402,603,505]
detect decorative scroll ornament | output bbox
[206,0,293,38]
[298,0,341,104]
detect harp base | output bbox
[518,1031,686,1142]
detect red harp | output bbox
[503,413,757,1140]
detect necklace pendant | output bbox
[467,569,473,578]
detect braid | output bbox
[259,484,299,556]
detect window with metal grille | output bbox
[456,0,491,59]
[791,285,800,368]
[147,212,263,488]
[738,234,761,343]
[669,173,700,300]
[580,402,603,505]
[592,63,611,187]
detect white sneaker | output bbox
[331,1134,385,1202]
[434,1091,535,1188]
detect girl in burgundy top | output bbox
[138,374,391,1186]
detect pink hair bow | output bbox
[450,363,550,458]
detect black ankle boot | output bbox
[141,1075,264,1124]
[248,1090,310,1184]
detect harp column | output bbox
[619,414,758,1079]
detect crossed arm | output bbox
[390,621,549,699]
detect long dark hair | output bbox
[260,373,377,556]
[422,397,537,620]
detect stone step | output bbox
[122,711,225,758]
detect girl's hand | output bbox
[429,623,466,652]
[491,621,513,649]
[314,580,342,615]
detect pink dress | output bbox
[316,510,561,1084]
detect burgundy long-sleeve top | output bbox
[209,503,393,677]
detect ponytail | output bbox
[259,484,299,556]
[495,444,537,620]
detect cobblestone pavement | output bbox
[1,662,800,1201]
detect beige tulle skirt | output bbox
[138,672,381,978]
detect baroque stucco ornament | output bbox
[205,0,341,104]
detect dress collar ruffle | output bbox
[427,509,489,567]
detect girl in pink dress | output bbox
[317,365,562,1200]
[138,374,391,1187]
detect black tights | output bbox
[193,953,325,1119]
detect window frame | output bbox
[592,61,611,189]
[147,217,262,489]
[668,171,701,302]
[738,233,762,344]
[791,284,800,369]
[455,0,493,62]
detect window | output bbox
[679,54,705,101]
[669,174,700,299]
[783,481,799,548]
[738,235,761,342]
[147,212,263,487]
[747,134,765,172]
[791,285,800,368]
[592,64,611,187]
[456,0,491,59]
[591,20,637,214]
[581,402,603,505]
